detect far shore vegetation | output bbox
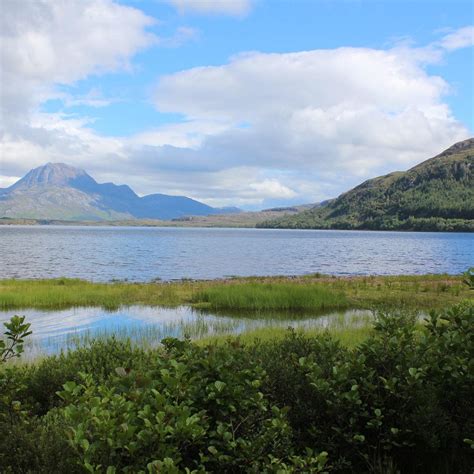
[0,274,470,311]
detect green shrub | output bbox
[0,412,79,474]
[0,315,31,363]
[1,302,472,473]
[57,339,314,473]
[291,304,473,472]
[16,338,155,415]
[250,330,349,449]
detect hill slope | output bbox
[258,138,474,232]
[0,163,239,221]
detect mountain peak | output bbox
[438,137,474,157]
[2,162,237,221]
[10,162,94,190]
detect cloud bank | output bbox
[0,0,471,208]
[164,0,253,16]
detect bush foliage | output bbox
[1,302,473,472]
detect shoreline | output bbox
[1,274,470,311]
[1,218,473,232]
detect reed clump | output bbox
[193,282,349,312]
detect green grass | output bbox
[0,278,187,310]
[0,274,469,311]
[197,325,373,348]
[195,308,375,347]
[192,282,348,312]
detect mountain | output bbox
[0,163,240,221]
[258,138,474,232]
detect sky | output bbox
[1,0,473,210]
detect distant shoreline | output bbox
[1,216,472,232]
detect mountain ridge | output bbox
[258,138,474,232]
[0,163,240,221]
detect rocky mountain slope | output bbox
[0,163,239,221]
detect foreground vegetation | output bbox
[0,274,469,311]
[1,301,473,473]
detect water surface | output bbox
[1,226,472,281]
[0,306,373,358]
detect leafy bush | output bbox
[463,267,474,289]
[17,338,154,415]
[268,304,473,472]
[57,339,321,473]
[0,303,472,472]
[0,315,31,363]
[0,412,79,474]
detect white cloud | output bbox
[0,0,157,122]
[0,175,20,188]
[0,0,152,190]
[164,0,252,16]
[0,11,472,209]
[61,88,120,108]
[155,48,449,121]
[149,44,469,188]
[249,179,296,199]
[131,120,230,148]
[438,26,474,51]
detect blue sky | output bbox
[43,0,474,136]
[2,0,473,209]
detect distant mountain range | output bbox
[2,139,473,230]
[258,138,474,232]
[0,163,239,220]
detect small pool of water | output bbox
[0,306,373,358]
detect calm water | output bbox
[0,306,373,357]
[1,226,472,281]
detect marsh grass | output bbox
[197,325,373,348]
[74,317,242,343]
[193,282,349,312]
[0,278,187,310]
[196,310,374,347]
[0,274,468,311]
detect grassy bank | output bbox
[0,278,188,310]
[0,274,469,311]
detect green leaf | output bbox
[81,439,90,452]
[214,381,226,392]
[208,446,218,455]
[63,381,77,392]
[115,367,128,377]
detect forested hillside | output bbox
[258,138,474,232]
